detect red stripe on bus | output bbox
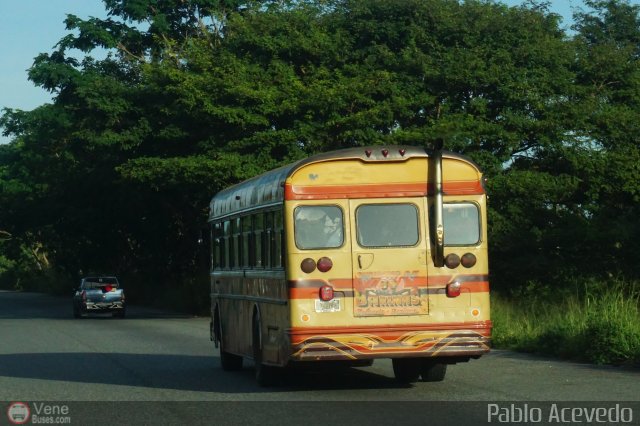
[285,181,484,200]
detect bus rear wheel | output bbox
[420,360,447,382]
[220,347,243,371]
[253,317,280,387]
[392,358,421,383]
[217,313,243,371]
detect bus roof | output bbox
[208,146,481,221]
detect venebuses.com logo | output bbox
[6,401,71,424]
[6,402,30,425]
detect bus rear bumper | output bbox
[288,322,492,362]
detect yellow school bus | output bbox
[208,146,491,385]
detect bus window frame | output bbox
[429,201,482,247]
[241,215,252,268]
[223,220,231,269]
[211,207,285,272]
[354,202,421,249]
[212,222,223,270]
[265,211,273,268]
[293,204,345,250]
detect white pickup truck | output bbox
[73,276,126,318]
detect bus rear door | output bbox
[348,198,429,318]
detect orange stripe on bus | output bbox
[289,275,488,288]
[288,321,493,338]
[288,277,489,299]
[285,181,484,200]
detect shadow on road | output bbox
[0,352,408,393]
[0,290,194,320]
[0,291,412,393]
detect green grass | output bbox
[492,278,640,365]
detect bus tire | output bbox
[392,358,421,383]
[218,312,243,371]
[220,348,243,371]
[253,316,279,387]
[420,360,447,382]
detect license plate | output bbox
[315,298,341,313]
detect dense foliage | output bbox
[1,0,639,313]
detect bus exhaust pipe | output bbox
[432,141,445,267]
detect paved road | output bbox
[1,290,639,425]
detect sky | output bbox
[0,0,628,144]
[0,1,109,144]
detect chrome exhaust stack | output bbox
[431,140,445,267]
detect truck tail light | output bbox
[319,285,334,301]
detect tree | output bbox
[570,0,640,278]
[1,0,638,304]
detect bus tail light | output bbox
[446,281,462,298]
[301,258,316,273]
[445,253,460,269]
[317,257,333,272]
[461,253,477,268]
[319,285,334,301]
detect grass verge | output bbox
[492,278,640,365]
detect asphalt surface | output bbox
[1,290,639,425]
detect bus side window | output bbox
[254,214,264,268]
[212,222,222,270]
[274,211,283,268]
[223,221,231,269]
[241,216,251,268]
[232,217,241,269]
[265,211,274,268]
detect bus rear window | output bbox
[443,203,480,246]
[294,206,343,249]
[356,204,419,247]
